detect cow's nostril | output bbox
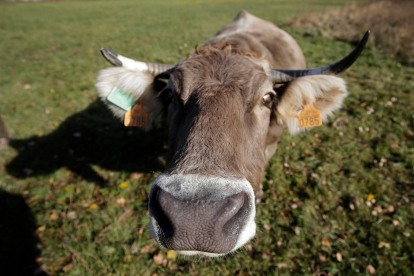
[148,186,250,253]
[148,186,174,239]
[213,193,245,231]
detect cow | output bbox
[95,10,369,257]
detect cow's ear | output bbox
[95,67,167,129]
[274,75,348,135]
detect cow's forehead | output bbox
[169,50,272,104]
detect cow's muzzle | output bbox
[148,174,256,256]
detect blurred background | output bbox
[0,0,413,275]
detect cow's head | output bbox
[96,31,369,257]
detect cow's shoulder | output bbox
[213,10,306,70]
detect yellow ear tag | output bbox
[124,104,149,127]
[298,104,322,128]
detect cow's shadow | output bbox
[6,100,168,186]
[0,189,46,275]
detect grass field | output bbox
[1,0,413,275]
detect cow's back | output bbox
[209,10,306,70]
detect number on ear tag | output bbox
[124,104,149,127]
[298,104,322,128]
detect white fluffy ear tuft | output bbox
[95,67,164,129]
[275,75,348,135]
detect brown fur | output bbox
[160,11,311,195]
[195,41,266,61]
[165,50,269,191]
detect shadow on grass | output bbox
[6,100,168,186]
[0,189,46,275]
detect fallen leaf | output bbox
[319,254,326,262]
[322,238,331,247]
[153,253,164,265]
[67,211,77,220]
[294,227,300,235]
[119,182,129,189]
[166,250,177,259]
[367,264,376,274]
[245,244,253,251]
[49,212,59,220]
[349,203,355,210]
[137,227,144,237]
[140,245,150,254]
[378,241,390,249]
[374,206,382,213]
[130,245,138,255]
[24,84,31,89]
[386,205,394,213]
[403,232,410,237]
[367,194,375,201]
[89,204,99,210]
[62,263,74,272]
[277,240,283,247]
[116,197,126,206]
[37,226,46,232]
[64,184,75,191]
[263,224,271,231]
[130,173,142,180]
[311,173,320,179]
[392,220,400,226]
[336,252,342,262]
[367,107,375,114]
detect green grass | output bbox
[1,0,413,275]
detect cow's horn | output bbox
[270,30,370,83]
[100,48,175,77]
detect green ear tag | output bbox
[106,87,134,111]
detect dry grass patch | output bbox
[285,0,414,63]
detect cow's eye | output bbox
[164,87,173,102]
[262,92,274,108]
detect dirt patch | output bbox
[285,0,414,63]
